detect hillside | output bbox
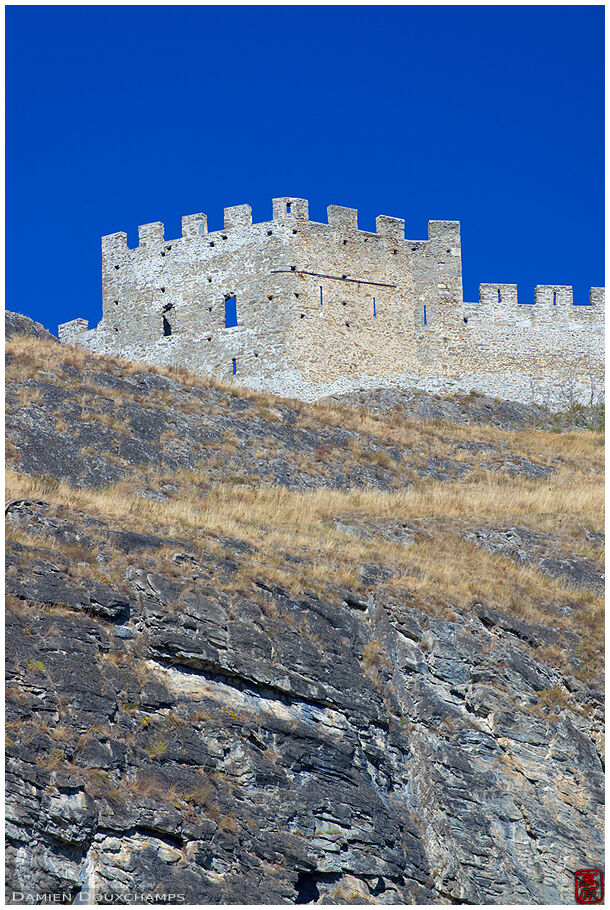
[5,315,604,904]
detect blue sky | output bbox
[6,5,604,332]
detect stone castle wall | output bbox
[58,197,604,406]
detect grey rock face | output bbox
[5,311,59,342]
[5,500,604,905]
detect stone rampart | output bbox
[58,198,604,406]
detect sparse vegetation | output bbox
[4,326,605,903]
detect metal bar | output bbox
[271,269,396,289]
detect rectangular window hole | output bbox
[224,296,238,328]
[232,358,237,375]
[373,297,376,316]
[423,305,427,326]
[286,203,291,213]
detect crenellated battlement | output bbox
[102,197,460,258]
[474,283,603,311]
[65,196,604,408]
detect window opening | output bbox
[320,287,323,306]
[163,316,172,336]
[373,297,376,317]
[232,358,237,375]
[423,305,427,326]
[497,289,501,303]
[553,291,557,305]
[224,296,237,328]
[463,316,468,324]
[286,203,291,213]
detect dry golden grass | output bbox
[6,464,603,662]
[6,335,604,679]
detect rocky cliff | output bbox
[5,314,604,904]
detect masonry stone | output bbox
[58,197,605,406]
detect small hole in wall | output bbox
[411,246,417,251]
[161,287,165,293]
[167,245,172,251]
[292,229,297,234]
[232,358,237,375]
[114,300,118,305]
[209,306,212,312]
[295,293,300,298]
[114,265,119,270]
[342,301,347,306]
[345,321,350,327]
[225,296,238,327]
[343,239,347,245]
[300,314,305,319]
[342,274,347,279]
[161,251,166,257]
[267,231,272,236]
[290,266,296,271]
[268,295,273,301]
[208,277,212,283]
[114,326,118,332]
[207,336,212,342]
[222,235,227,240]
[392,249,397,254]
[463,316,468,324]
[446,249,451,253]
[286,203,291,213]
[209,242,215,247]
[254,352,259,357]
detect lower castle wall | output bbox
[61,293,604,408]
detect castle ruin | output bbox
[58,197,604,406]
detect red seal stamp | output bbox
[575,869,603,904]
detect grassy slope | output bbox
[6,334,604,681]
